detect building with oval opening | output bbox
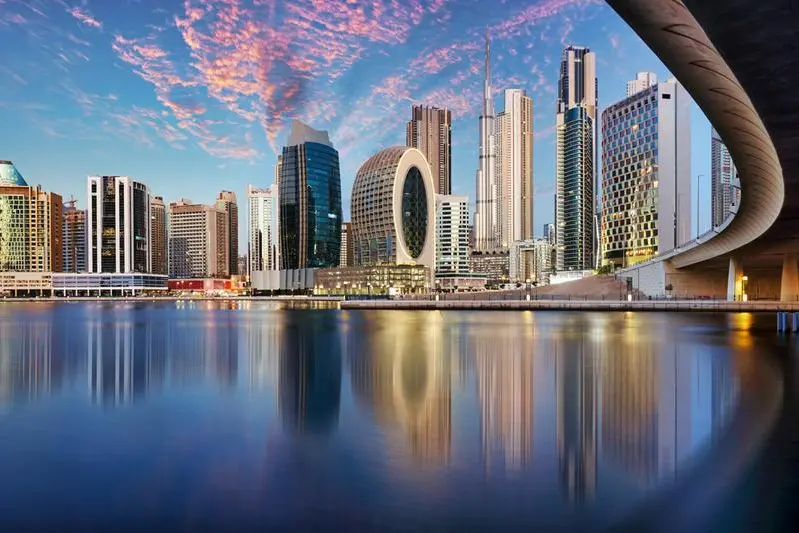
[351,146,436,272]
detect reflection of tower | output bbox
[215,313,239,390]
[556,336,597,503]
[0,321,54,407]
[474,333,533,472]
[86,315,147,407]
[246,320,281,394]
[601,339,659,486]
[279,316,342,435]
[348,315,451,466]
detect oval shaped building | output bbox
[351,147,436,270]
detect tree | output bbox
[596,264,614,275]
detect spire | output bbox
[484,32,491,91]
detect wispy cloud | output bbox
[68,7,102,29]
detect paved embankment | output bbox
[341,299,799,312]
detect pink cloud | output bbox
[68,7,102,29]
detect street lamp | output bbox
[525,278,531,301]
[742,275,749,302]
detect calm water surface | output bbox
[0,302,782,532]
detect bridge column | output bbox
[727,257,743,302]
[781,253,799,302]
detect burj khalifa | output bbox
[474,34,496,251]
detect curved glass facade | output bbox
[279,142,342,269]
[401,167,428,259]
[0,161,28,187]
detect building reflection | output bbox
[348,313,452,466]
[471,330,534,473]
[556,331,598,503]
[278,315,342,436]
[0,320,56,407]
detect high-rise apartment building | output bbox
[168,199,228,278]
[601,78,692,268]
[150,196,168,275]
[626,72,658,97]
[544,223,555,244]
[339,222,353,267]
[63,200,87,273]
[406,105,452,195]
[215,191,238,276]
[555,46,597,271]
[87,176,151,274]
[474,35,497,251]
[248,184,279,273]
[711,128,739,228]
[495,89,534,247]
[0,161,63,272]
[435,195,470,275]
[279,120,342,269]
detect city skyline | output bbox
[0,0,714,246]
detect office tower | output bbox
[626,72,658,97]
[495,88,534,247]
[62,199,87,273]
[279,120,342,269]
[150,196,167,275]
[248,184,279,272]
[406,105,452,195]
[544,223,555,243]
[601,78,691,268]
[215,191,238,276]
[555,46,597,271]
[168,199,228,278]
[474,34,497,251]
[339,222,354,267]
[435,195,470,275]
[87,176,151,274]
[0,161,63,272]
[711,128,739,228]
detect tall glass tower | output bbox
[555,46,597,271]
[279,121,342,269]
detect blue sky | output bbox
[0,0,712,246]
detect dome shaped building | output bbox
[351,147,436,270]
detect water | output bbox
[0,302,783,532]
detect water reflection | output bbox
[0,303,763,530]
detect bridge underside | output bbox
[608,0,799,301]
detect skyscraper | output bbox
[0,161,63,272]
[63,199,87,273]
[435,195,470,275]
[168,199,228,278]
[495,88,534,247]
[279,120,342,269]
[601,78,691,268]
[474,34,497,251]
[248,184,279,272]
[555,46,597,271]
[626,72,658,97]
[215,191,238,276]
[87,176,151,274]
[711,128,739,228]
[406,105,452,195]
[339,222,353,267]
[150,196,167,275]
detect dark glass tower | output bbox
[279,121,342,269]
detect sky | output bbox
[0,0,714,248]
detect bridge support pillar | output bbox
[781,253,799,302]
[727,257,743,302]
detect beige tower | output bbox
[406,105,452,195]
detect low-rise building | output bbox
[314,264,431,296]
[469,249,509,287]
[510,239,554,285]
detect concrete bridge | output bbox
[608,0,799,302]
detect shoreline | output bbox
[2,297,799,312]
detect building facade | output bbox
[495,88,534,247]
[474,35,497,251]
[0,161,63,272]
[150,196,168,275]
[248,184,279,273]
[279,121,342,269]
[168,199,228,278]
[435,195,470,276]
[62,201,86,273]
[351,146,436,272]
[509,239,554,285]
[626,72,658,97]
[339,222,354,267]
[406,105,452,195]
[215,191,238,276]
[711,127,739,228]
[314,264,431,295]
[555,46,597,271]
[87,176,151,274]
[601,78,692,268]
[469,249,509,286]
